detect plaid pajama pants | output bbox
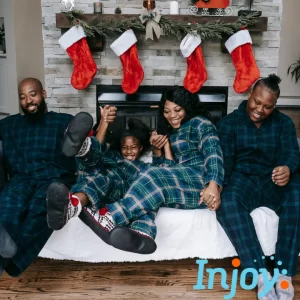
[107,166,206,238]
[71,169,127,209]
[216,171,300,276]
[0,176,72,276]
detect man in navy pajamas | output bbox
[217,74,300,300]
[0,78,75,277]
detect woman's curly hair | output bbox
[157,86,210,135]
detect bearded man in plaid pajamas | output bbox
[0,78,75,277]
[216,74,300,300]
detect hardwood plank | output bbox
[1,258,299,299]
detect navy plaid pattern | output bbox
[217,100,300,186]
[170,117,224,187]
[107,117,224,237]
[216,101,300,276]
[0,112,75,276]
[0,112,75,180]
[130,210,157,238]
[71,137,176,209]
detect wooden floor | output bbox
[0,258,299,299]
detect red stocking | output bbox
[110,30,144,94]
[180,34,207,94]
[225,29,260,94]
[59,26,97,90]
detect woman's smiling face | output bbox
[163,100,186,129]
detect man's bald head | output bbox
[18,77,47,117]
[18,78,44,93]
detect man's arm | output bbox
[273,117,300,185]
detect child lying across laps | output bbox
[46,106,174,254]
[47,87,224,255]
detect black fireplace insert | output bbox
[96,85,228,135]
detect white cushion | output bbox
[39,207,280,262]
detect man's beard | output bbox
[23,98,47,122]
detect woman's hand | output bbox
[199,181,221,211]
[150,131,168,157]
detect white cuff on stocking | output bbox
[225,29,252,54]
[59,26,86,51]
[110,29,137,56]
[180,33,201,58]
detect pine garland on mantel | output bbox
[64,9,260,41]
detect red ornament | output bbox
[195,0,229,9]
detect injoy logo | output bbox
[193,257,289,299]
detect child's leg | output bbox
[75,137,108,170]
[108,210,158,254]
[47,172,124,230]
[129,210,157,239]
[62,112,93,157]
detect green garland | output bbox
[64,9,260,41]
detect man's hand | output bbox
[100,105,117,124]
[272,165,291,186]
[199,181,221,211]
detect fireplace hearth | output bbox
[96,85,228,135]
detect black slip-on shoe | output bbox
[47,182,81,230]
[0,223,17,258]
[62,112,93,157]
[79,207,111,245]
[109,226,157,254]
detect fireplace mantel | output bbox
[56,13,268,51]
[56,13,268,31]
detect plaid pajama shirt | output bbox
[107,116,224,238]
[0,112,75,276]
[216,100,300,276]
[71,136,175,237]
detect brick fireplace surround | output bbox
[41,0,282,120]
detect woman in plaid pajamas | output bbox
[47,106,175,246]
[63,86,224,255]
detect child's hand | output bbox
[100,105,117,124]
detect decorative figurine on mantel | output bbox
[188,0,233,16]
[60,0,75,11]
[115,7,122,14]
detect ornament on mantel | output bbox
[114,7,122,14]
[170,0,179,15]
[188,0,233,16]
[143,0,155,11]
[139,8,162,40]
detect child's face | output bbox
[121,136,143,161]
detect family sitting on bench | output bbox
[0,75,299,300]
